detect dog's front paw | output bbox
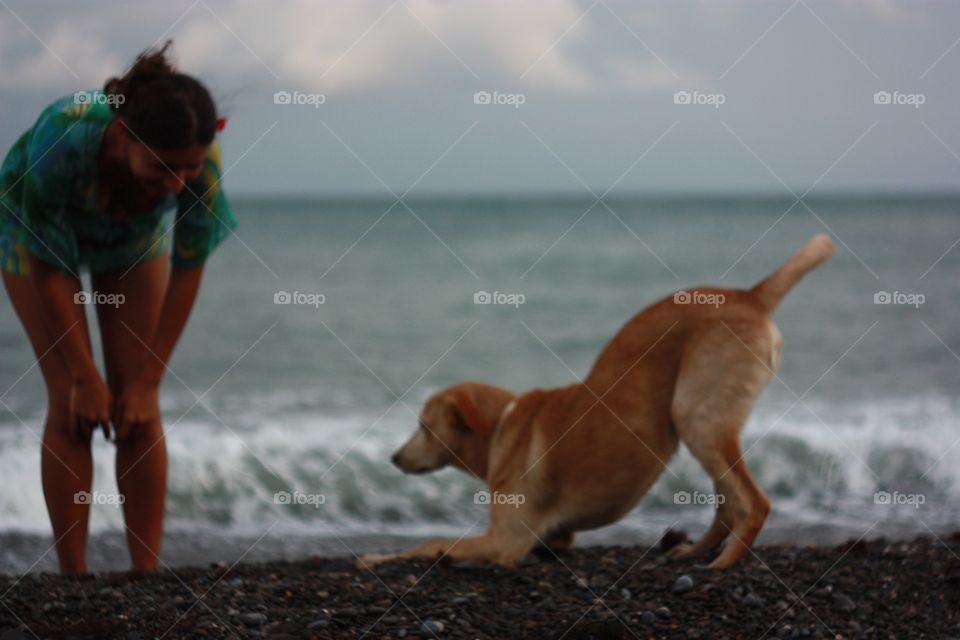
[356,553,396,570]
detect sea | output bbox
[1,194,957,574]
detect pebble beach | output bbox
[2,531,959,639]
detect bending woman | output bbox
[0,42,236,573]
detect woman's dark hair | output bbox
[104,41,217,150]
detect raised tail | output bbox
[750,234,835,312]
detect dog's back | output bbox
[587,233,836,391]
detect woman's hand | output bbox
[113,380,160,443]
[70,375,114,443]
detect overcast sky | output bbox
[1,0,959,197]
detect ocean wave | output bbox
[1,393,957,538]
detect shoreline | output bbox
[2,532,959,639]
[3,516,950,576]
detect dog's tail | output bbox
[750,234,835,312]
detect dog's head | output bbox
[391,381,516,477]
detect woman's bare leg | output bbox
[93,255,169,572]
[2,270,94,574]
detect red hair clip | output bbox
[215,116,227,132]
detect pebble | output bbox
[240,612,267,626]
[421,618,445,634]
[832,592,856,612]
[673,574,695,594]
[4,539,954,638]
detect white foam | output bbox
[0,393,957,538]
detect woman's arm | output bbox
[113,264,203,440]
[143,264,204,385]
[27,255,112,441]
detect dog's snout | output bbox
[390,452,401,468]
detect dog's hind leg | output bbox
[666,497,733,560]
[669,323,777,568]
[680,435,770,568]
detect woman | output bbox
[0,41,236,574]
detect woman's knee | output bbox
[118,419,164,448]
[42,416,93,450]
[42,388,78,438]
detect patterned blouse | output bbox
[0,90,237,276]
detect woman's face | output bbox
[126,139,208,198]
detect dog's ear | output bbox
[448,386,493,436]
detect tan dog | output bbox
[360,235,835,570]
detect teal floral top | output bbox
[0,90,237,276]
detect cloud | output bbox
[0,0,691,94]
[0,15,123,90]
[171,0,602,92]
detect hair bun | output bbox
[104,40,177,113]
[102,40,218,149]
